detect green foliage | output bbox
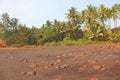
[114,31,120,39]
[4,33,20,46]
[112,31,120,42]
[0,4,120,47]
[43,27,57,41]
[10,44,23,47]
[18,25,27,45]
[37,38,46,46]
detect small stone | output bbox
[20,72,27,75]
[80,53,86,56]
[48,63,54,67]
[71,58,77,61]
[10,56,14,59]
[93,65,106,71]
[26,71,36,76]
[88,60,97,64]
[75,61,79,65]
[79,67,86,71]
[44,66,49,69]
[79,65,87,72]
[44,63,54,69]
[54,59,63,64]
[29,63,39,68]
[100,46,105,49]
[55,66,61,69]
[56,56,61,58]
[20,58,28,63]
[62,54,67,57]
[100,67,106,71]
[61,64,69,69]
[33,68,37,71]
[93,65,102,70]
[90,77,100,80]
[55,76,62,80]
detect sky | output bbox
[0,0,120,27]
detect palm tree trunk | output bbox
[108,19,111,29]
[101,19,104,26]
[115,19,117,27]
[114,18,117,28]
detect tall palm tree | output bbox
[98,4,107,25]
[66,7,81,29]
[53,19,62,40]
[111,4,120,28]
[87,5,98,21]
[81,5,98,34]
[66,7,82,39]
[86,5,98,28]
[45,20,52,27]
[106,8,112,29]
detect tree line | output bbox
[0,4,120,47]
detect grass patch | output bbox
[42,38,112,46]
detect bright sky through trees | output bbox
[0,0,120,27]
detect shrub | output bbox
[37,38,46,46]
[11,44,23,47]
[112,31,120,42]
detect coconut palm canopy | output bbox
[0,0,120,27]
[0,3,120,46]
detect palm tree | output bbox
[82,5,99,35]
[66,7,82,39]
[45,20,52,27]
[53,19,63,40]
[87,5,98,21]
[106,8,112,29]
[66,7,81,29]
[86,5,98,28]
[111,4,120,28]
[98,4,107,25]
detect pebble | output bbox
[20,71,37,76]
[54,59,63,64]
[20,58,28,63]
[79,67,86,71]
[93,65,102,70]
[93,65,107,71]
[56,56,61,58]
[61,64,69,69]
[10,56,14,59]
[44,63,54,69]
[79,53,86,56]
[90,78,100,80]
[88,60,97,64]
[20,72,27,75]
[26,71,36,76]
[29,63,39,68]
[54,76,62,80]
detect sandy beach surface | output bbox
[0,44,120,80]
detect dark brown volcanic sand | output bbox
[0,44,120,80]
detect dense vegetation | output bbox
[0,4,120,47]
